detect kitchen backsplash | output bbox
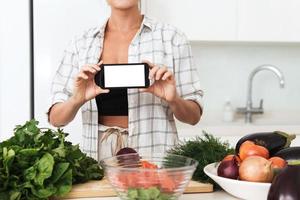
[191,43,300,114]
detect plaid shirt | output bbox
[50,16,203,160]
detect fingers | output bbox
[77,72,88,80]
[162,71,173,80]
[81,65,98,74]
[142,60,155,69]
[155,66,168,80]
[95,86,110,95]
[149,65,173,81]
[149,66,159,80]
[78,63,102,79]
[139,87,153,93]
[96,60,103,67]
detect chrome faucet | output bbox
[237,64,285,123]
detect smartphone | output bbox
[95,63,150,89]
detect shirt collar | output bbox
[92,15,153,38]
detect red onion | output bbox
[217,157,239,179]
[116,147,140,167]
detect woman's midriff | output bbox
[98,116,128,128]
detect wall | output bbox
[1,1,300,144]
[0,0,31,140]
[34,0,110,145]
[190,43,300,125]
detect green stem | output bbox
[274,131,296,148]
[288,160,300,166]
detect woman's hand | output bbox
[140,61,201,125]
[140,61,178,103]
[72,61,109,105]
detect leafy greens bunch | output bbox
[167,131,234,187]
[0,120,103,200]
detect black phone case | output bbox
[95,63,150,89]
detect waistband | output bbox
[98,124,128,132]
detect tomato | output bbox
[125,172,141,188]
[158,171,176,193]
[137,170,159,188]
[141,160,158,169]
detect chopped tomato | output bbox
[125,172,140,188]
[109,159,183,192]
[158,171,176,193]
[140,160,158,169]
[139,170,159,188]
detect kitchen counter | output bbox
[65,191,239,200]
[175,115,300,147]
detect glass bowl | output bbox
[100,153,198,200]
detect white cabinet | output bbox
[0,0,30,141]
[237,0,300,42]
[145,0,237,41]
[145,0,300,42]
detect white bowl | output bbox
[204,163,271,200]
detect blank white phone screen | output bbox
[104,64,145,87]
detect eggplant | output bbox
[267,164,300,200]
[274,147,300,161]
[235,131,296,156]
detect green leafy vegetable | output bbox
[0,119,103,200]
[167,131,234,187]
[127,187,172,200]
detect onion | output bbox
[239,141,269,160]
[239,156,274,183]
[269,156,287,169]
[217,157,239,179]
[116,147,140,167]
[116,147,137,156]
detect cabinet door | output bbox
[238,0,300,42]
[0,0,30,141]
[145,0,237,41]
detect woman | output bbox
[48,0,203,161]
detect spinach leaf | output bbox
[54,169,72,197]
[34,153,54,186]
[49,162,69,184]
[31,184,56,198]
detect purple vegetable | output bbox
[217,157,239,179]
[274,147,300,161]
[267,164,300,200]
[116,147,137,156]
[116,147,140,167]
[235,131,295,156]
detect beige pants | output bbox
[98,125,128,161]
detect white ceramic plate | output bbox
[204,163,271,200]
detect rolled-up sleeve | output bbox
[172,32,204,111]
[49,38,79,110]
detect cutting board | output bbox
[63,179,213,199]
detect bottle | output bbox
[223,100,234,122]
